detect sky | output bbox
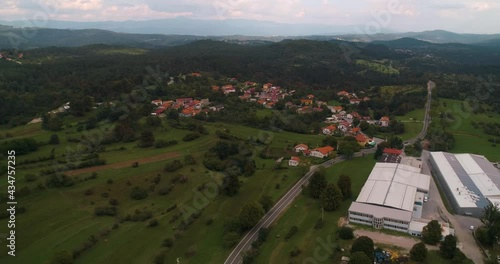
[1,0,499,33]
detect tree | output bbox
[308,170,327,199]
[387,135,403,149]
[222,174,240,196]
[320,184,343,211]
[50,250,73,264]
[259,195,273,212]
[322,136,338,148]
[42,114,63,131]
[49,134,60,145]
[351,236,374,260]
[480,203,500,245]
[349,251,372,264]
[359,120,369,131]
[243,161,256,176]
[70,95,93,116]
[223,232,240,248]
[239,202,265,230]
[374,141,389,160]
[338,226,354,240]
[130,187,148,200]
[337,174,352,200]
[440,234,457,259]
[410,242,428,261]
[145,116,162,127]
[139,130,155,147]
[337,140,361,159]
[422,220,442,245]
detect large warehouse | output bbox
[348,162,431,233]
[429,152,500,218]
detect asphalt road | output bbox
[224,83,434,264]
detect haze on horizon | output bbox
[1,0,499,34]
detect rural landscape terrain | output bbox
[0,14,500,264]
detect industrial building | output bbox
[429,152,500,218]
[348,162,432,234]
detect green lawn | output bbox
[255,155,377,263]
[396,108,425,140]
[436,98,500,161]
[355,59,399,75]
[0,119,313,264]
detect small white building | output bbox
[309,146,334,159]
[289,156,300,167]
[293,144,309,153]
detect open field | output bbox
[396,108,425,140]
[355,59,400,75]
[436,98,500,161]
[0,117,320,264]
[255,155,377,263]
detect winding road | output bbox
[224,82,434,264]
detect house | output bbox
[222,84,236,94]
[151,99,162,106]
[176,98,193,104]
[383,148,403,155]
[244,81,257,87]
[200,98,210,107]
[310,146,335,158]
[355,134,369,146]
[322,125,337,135]
[212,85,220,91]
[289,156,300,167]
[181,107,195,117]
[293,144,309,153]
[350,127,361,135]
[190,72,201,77]
[337,90,349,97]
[330,106,343,113]
[300,99,313,105]
[338,121,351,132]
[263,83,273,90]
[209,105,225,111]
[297,106,312,114]
[264,102,275,109]
[349,98,362,105]
[307,94,315,99]
[380,116,390,127]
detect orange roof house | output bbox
[383,148,402,155]
[355,134,369,146]
[337,90,349,97]
[212,85,220,91]
[300,99,313,105]
[310,146,335,158]
[191,72,201,77]
[293,144,309,153]
[351,127,361,134]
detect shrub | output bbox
[162,238,174,248]
[25,174,38,182]
[223,232,240,248]
[130,187,148,200]
[284,226,298,240]
[148,218,159,227]
[206,217,214,225]
[290,247,301,257]
[106,179,113,184]
[182,132,200,142]
[154,139,178,148]
[158,186,173,196]
[109,199,119,206]
[131,161,139,168]
[338,226,354,240]
[164,160,183,172]
[94,206,117,216]
[314,218,324,229]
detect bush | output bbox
[290,247,301,257]
[223,232,240,248]
[148,218,159,227]
[284,226,298,240]
[94,206,117,217]
[154,139,178,148]
[25,174,38,182]
[131,161,139,168]
[106,179,113,184]
[410,242,428,261]
[182,132,200,142]
[130,187,148,200]
[164,160,183,172]
[338,226,354,240]
[314,218,324,229]
[206,217,214,225]
[109,199,119,206]
[158,186,173,196]
[162,238,173,248]
[49,134,60,145]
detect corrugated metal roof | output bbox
[430,152,500,209]
[349,202,412,221]
[355,163,430,211]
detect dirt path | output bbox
[65,151,182,176]
[354,229,439,252]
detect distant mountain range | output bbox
[1,19,500,50]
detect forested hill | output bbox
[0,39,499,126]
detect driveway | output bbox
[354,229,438,252]
[420,150,483,264]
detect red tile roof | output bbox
[291,156,300,162]
[294,144,309,150]
[383,148,402,155]
[380,116,390,121]
[355,134,368,142]
[313,146,335,155]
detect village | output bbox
[149,73,397,167]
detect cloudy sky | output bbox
[1,0,499,33]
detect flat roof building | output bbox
[348,162,431,234]
[429,152,500,218]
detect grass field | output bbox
[396,108,425,140]
[355,59,399,75]
[0,116,322,264]
[255,155,377,263]
[435,98,500,161]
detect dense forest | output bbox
[0,38,499,127]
